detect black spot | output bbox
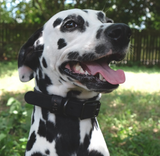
[41,109,48,120]
[31,152,45,156]
[77,134,91,156]
[91,118,99,130]
[68,51,79,60]
[29,73,34,80]
[36,74,52,94]
[45,149,50,155]
[61,15,86,32]
[77,122,94,156]
[35,44,44,52]
[97,12,105,23]
[26,131,36,151]
[73,83,79,87]
[46,121,56,142]
[53,18,62,27]
[77,15,86,32]
[39,69,42,79]
[96,26,104,39]
[60,76,67,82]
[45,74,52,84]
[83,10,88,13]
[86,21,89,27]
[95,45,106,54]
[38,119,56,143]
[55,117,80,156]
[35,75,39,84]
[68,52,97,62]
[42,57,47,68]
[79,53,96,62]
[57,38,67,49]
[67,77,73,82]
[36,40,40,45]
[67,90,81,98]
[38,119,46,137]
[32,106,35,124]
[106,17,113,23]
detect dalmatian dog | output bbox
[18,9,131,156]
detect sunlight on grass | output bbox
[0,70,34,95]
[1,69,159,94]
[120,72,160,92]
[100,89,160,156]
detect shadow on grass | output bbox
[98,89,160,156]
[105,129,160,156]
[0,86,160,155]
[0,91,26,112]
[100,89,160,121]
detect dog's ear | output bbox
[18,27,44,82]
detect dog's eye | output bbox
[64,21,78,29]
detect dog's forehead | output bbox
[48,9,106,25]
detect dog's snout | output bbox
[105,23,132,44]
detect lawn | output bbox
[0,61,160,156]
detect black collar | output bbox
[24,89,101,120]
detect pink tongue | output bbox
[84,62,125,85]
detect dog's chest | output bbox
[26,106,106,156]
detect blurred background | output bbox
[0,0,160,156]
[0,0,160,64]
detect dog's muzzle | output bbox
[60,23,131,93]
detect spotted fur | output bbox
[18,9,131,156]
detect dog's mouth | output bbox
[60,53,126,93]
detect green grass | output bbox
[0,61,160,156]
[99,90,160,156]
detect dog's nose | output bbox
[105,23,132,45]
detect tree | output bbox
[11,0,73,24]
[0,1,15,23]
[1,0,160,29]
[144,0,160,30]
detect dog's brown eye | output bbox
[64,21,78,29]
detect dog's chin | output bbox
[59,53,126,93]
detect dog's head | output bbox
[18,9,131,98]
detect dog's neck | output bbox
[26,69,100,148]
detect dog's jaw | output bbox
[34,65,100,99]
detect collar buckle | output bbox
[80,101,101,119]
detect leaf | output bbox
[6,97,21,114]
[7,97,16,106]
[0,133,6,141]
[19,138,28,142]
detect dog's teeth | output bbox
[99,73,103,81]
[103,78,106,82]
[85,71,89,75]
[75,63,81,72]
[79,68,85,74]
[74,63,85,74]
